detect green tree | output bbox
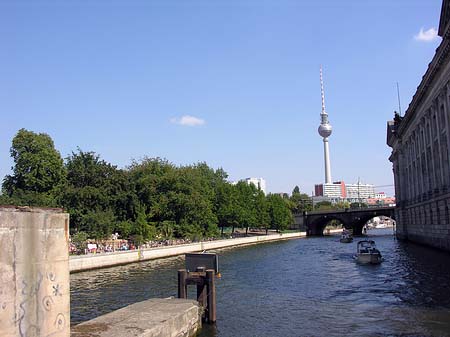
[159,220,175,239]
[132,204,156,243]
[129,159,221,240]
[115,220,133,239]
[334,201,350,209]
[266,194,293,232]
[235,181,258,234]
[60,149,134,237]
[315,200,333,211]
[255,190,270,234]
[215,183,237,234]
[2,129,66,206]
[79,210,116,239]
[290,186,312,213]
[350,202,368,209]
[71,231,88,253]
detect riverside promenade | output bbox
[70,231,309,273]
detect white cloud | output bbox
[414,27,438,42]
[170,115,205,127]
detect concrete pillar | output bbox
[0,206,70,337]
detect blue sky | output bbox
[0,0,443,195]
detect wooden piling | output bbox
[178,269,187,299]
[196,267,207,310]
[206,269,216,323]
[178,267,216,324]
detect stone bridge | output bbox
[294,207,395,236]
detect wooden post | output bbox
[196,267,207,312]
[206,269,216,323]
[197,283,207,309]
[178,269,187,299]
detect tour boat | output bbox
[354,240,382,264]
[339,229,353,243]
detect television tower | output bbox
[318,66,333,184]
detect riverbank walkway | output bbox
[70,231,309,272]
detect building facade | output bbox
[243,177,267,195]
[345,183,375,200]
[387,0,450,251]
[366,196,396,207]
[314,181,375,202]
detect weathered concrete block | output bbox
[0,206,70,337]
[71,298,202,337]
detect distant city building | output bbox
[311,195,334,205]
[235,177,266,194]
[366,196,396,207]
[314,181,375,202]
[315,181,345,199]
[345,183,375,200]
[273,192,289,199]
[375,192,387,199]
[386,0,450,251]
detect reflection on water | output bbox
[70,256,184,324]
[71,229,450,336]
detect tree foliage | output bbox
[267,194,293,232]
[314,200,333,211]
[290,186,312,213]
[2,128,299,241]
[2,129,66,206]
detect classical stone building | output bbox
[387,0,450,251]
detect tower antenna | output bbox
[396,82,402,117]
[320,65,326,115]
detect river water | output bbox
[71,229,450,337]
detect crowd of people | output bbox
[69,236,219,255]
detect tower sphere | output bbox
[318,123,333,138]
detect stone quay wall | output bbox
[71,298,201,337]
[70,232,306,273]
[396,194,450,250]
[0,206,70,337]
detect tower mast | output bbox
[318,66,333,184]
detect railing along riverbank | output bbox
[70,231,309,273]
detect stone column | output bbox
[426,114,435,191]
[419,124,426,196]
[442,84,450,188]
[435,96,445,188]
[0,206,70,337]
[446,84,450,170]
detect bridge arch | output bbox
[352,213,396,236]
[304,207,396,236]
[307,215,347,236]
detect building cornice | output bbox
[397,28,450,137]
[439,0,450,36]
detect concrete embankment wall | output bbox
[70,232,306,272]
[71,298,201,337]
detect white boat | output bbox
[354,240,382,264]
